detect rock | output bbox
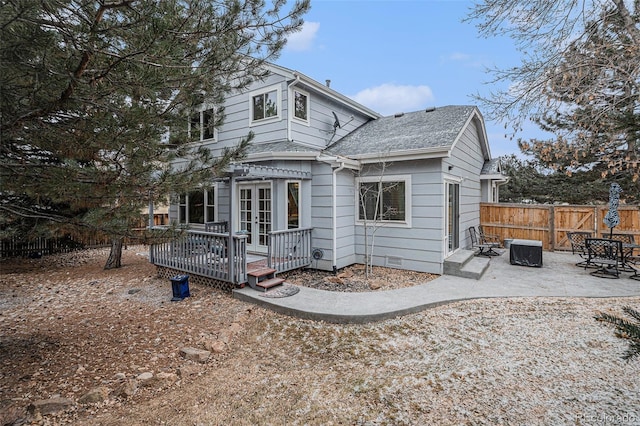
[128,288,141,294]
[111,379,138,399]
[325,276,344,285]
[156,372,178,385]
[180,347,211,363]
[211,341,226,354]
[369,281,382,290]
[338,270,354,279]
[0,399,25,426]
[27,397,74,415]
[78,386,110,405]
[137,372,155,386]
[177,365,201,378]
[114,372,127,380]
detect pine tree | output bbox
[595,306,640,361]
[0,0,310,268]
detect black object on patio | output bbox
[509,239,543,267]
[585,238,622,278]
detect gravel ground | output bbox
[1,247,638,425]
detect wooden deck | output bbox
[150,227,313,286]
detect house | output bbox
[151,63,505,288]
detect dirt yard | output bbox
[1,247,638,425]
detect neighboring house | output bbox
[157,62,505,283]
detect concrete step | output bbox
[443,249,490,280]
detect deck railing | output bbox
[268,227,313,273]
[150,230,247,284]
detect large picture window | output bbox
[250,87,279,124]
[357,176,409,223]
[178,188,216,224]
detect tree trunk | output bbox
[104,237,124,270]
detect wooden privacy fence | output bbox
[480,203,640,251]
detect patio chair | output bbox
[601,233,635,272]
[469,226,500,256]
[478,225,502,247]
[566,231,595,268]
[585,238,622,278]
[628,256,640,281]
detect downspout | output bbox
[287,74,301,142]
[332,159,346,274]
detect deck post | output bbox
[228,173,236,284]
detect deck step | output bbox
[247,267,279,290]
[247,267,277,278]
[256,277,285,292]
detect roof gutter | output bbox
[293,72,381,120]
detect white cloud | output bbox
[442,51,488,68]
[285,21,320,52]
[350,83,435,116]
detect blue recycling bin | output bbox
[170,274,190,301]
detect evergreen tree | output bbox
[467,0,639,190]
[595,306,640,361]
[0,0,310,268]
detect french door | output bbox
[446,182,460,254]
[238,182,272,253]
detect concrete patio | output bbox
[233,250,640,323]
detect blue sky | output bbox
[276,0,543,158]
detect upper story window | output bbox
[357,175,410,224]
[292,89,309,123]
[190,107,216,142]
[250,86,280,124]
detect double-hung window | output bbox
[190,107,216,141]
[178,188,216,224]
[357,176,410,224]
[292,89,309,123]
[250,86,280,124]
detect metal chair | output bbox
[628,256,640,281]
[585,238,622,278]
[478,225,502,247]
[566,231,595,268]
[601,233,635,271]
[469,226,499,256]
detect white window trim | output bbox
[249,84,281,126]
[355,174,412,228]
[178,185,218,224]
[286,180,302,229]
[189,104,218,143]
[290,88,310,126]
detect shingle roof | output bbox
[481,158,502,175]
[326,105,478,158]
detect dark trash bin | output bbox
[170,274,190,301]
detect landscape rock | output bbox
[27,397,74,415]
[137,372,155,387]
[78,386,110,405]
[177,365,201,378]
[180,347,211,363]
[111,379,138,399]
[0,399,25,426]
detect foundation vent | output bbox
[385,256,403,267]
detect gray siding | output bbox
[353,160,444,274]
[444,117,486,251]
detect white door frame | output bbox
[237,181,272,254]
[445,179,461,255]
